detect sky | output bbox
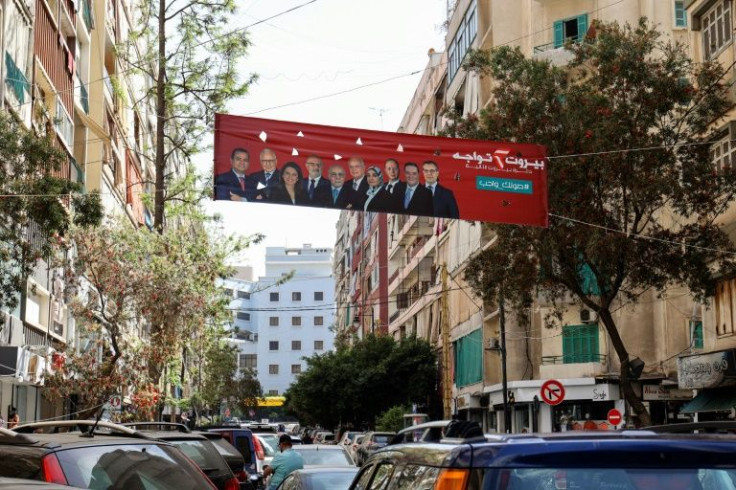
[200,0,448,277]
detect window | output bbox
[268,389,279,396]
[314,340,324,350]
[454,329,482,387]
[291,364,302,374]
[270,292,279,302]
[715,278,736,336]
[224,288,233,298]
[314,316,324,326]
[269,341,279,351]
[292,340,302,350]
[553,13,589,48]
[562,324,600,363]
[269,364,279,374]
[690,320,704,349]
[236,312,250,321]
[292,316,302,326]
[702,0,732,60]
[237,291,251,299]
[269,317,279,327]
[711,131,736,174]
[674,1,687,28]
[292,292,301,301]
[314,291,324,301]
[239,354,256,371]
[448,0,478,81]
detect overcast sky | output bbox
[200,0,447,277]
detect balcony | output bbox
[81,0,93,32]
[4,51,30,104]
[533,33,585,67]
[70,157,84,184]
[540,354,608,380]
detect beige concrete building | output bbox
[382,0,731,432]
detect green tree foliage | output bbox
[283,335,437,429]
[44,212,256,419]
[0,113,101,312]
[124,0,256,230]
[451,19,736,426]
[376,405,409,433]
[199,340,262,418]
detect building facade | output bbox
[228,245,336,397]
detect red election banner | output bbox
[214,114,549,227]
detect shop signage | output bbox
[642,384,693,401]
[677,349,736,390]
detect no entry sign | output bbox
[608,408,623,426]
[540,379,565,406]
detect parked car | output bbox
[274,467,359,490]
[5,421,217,489]
[201,432,258,489]
[313,431,335,444]
[338,431,363,447]
[122,422,241,490]
[294,444,355,468]
[0,477,78,489]
[351,422,736,490]
[389,419,452,444]
[354,431,395,466]
[206,426,263,477]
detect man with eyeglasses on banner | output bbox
[302,155,332,207]
[263,434,304,490]
[251,148,281,200]
[327,164,353,209]
[422,160,459,218]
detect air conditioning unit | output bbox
[580,309,598,323]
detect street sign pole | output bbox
[500,288,510,433]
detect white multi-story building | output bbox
[226,245,336,396]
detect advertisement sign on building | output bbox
[677,349,736,390]
[214,115,549,227]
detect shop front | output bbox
[677,349,736,421]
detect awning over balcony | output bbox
[680,388,736,414]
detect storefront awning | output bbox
[680,389,736,414]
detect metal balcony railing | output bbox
[533,34,584,54]
[541,354,607,365]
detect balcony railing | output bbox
[70,157,84,184]
[541,354,607,364]
[5,51,30,104]
[533,34,584,54]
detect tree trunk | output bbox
[598,308,651,427]
[154,0,166,233]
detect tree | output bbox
[376,405,409,433]
[44,206,257,419]
[198,339,261,419]
[452,19,736,426]
[0,112,102,312]
[123,0,256,231]
[284,335,437,429]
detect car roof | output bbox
[291,467,358,475]
[370,432,736,469]
[397,420,452,434]
[295,444,347,450]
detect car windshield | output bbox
[484,468,736,490]
[372,435,391,444]
[166,439,229,473]
[56,444,215,489]
[297,449,353,466]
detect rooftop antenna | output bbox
[369,107,389,130]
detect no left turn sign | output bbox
[540,379,565,406]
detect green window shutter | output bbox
[675,1,687,28]
[454,329,482,387]
[692,321,703,349]
[553,20,564,48]
[563,325,599,363]
[577,14,588,42]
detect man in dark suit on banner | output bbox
[401,162,433,217]
[422,160,459,219]
[327,164,353,209]
[345,156,369,209]
[250,148,280,200]
[303,155,332,207]
[384,158,406,197]
[215,147,255,201]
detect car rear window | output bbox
[167,439,230,474]
[209,438,243,460]
[55,443,215,489]
[297,449,353,466]
[373,435,391,444]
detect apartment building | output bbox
[0,0,168,424]
[350,0,720,432]
[228,245,336,397]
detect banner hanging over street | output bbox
[214,114,549,227]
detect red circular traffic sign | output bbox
[540,379,565,406]
[607,408,622,426]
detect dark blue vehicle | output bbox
[350,424,736,490]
